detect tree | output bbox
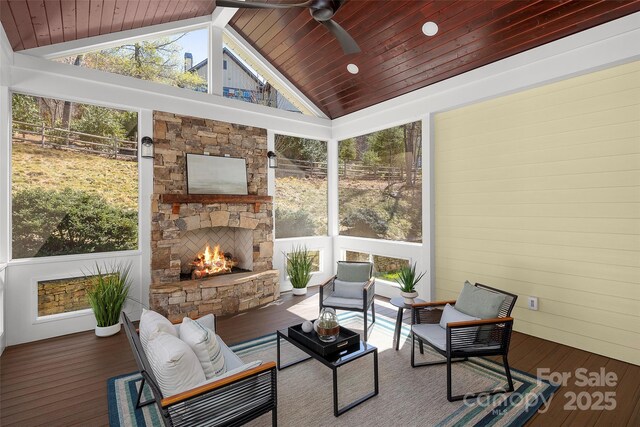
[61,55,84,132]
[11,94,40,125]
[77,34,206,91]
[339,138,357,176]
[370,127,403,167]
[339,138,357,163]
[275,135,327,163]
[12,188,138,258]
[403,121,421,186]
[71,104,133,140]
[362,149,380,167]
[38,97,66,127]
[368,126,404,181]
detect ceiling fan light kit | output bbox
[217,0,361,55]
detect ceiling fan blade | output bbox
[216,0,312,9]
[319,19,360,55]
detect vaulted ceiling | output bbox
[2,1,640,119]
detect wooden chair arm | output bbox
[319,275,337,289]
[412,300,457,308]
[447,316,514,329]
[161,361,277,408]
[363,278,375,292]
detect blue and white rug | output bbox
[108,311,558,426]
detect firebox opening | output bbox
[178,227,254,281]
[186,244,251,281]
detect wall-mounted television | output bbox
[186,154,248,195]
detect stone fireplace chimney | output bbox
[149,112,279,321]
[184,52,193,71]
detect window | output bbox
[56,28,209,93]
[222,43,303,114]
[286,250,321,274]
[339,121,422,242]
[274,134,328,238]
[345,251,410,282]
[37,275,106,317]
[11,93,138,259]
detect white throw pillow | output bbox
[173,313,216,335]
[439,303,480,329]
[145,331,206,397]
[179,317,226,379]
[139,309,177,352]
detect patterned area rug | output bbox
[108,312,557,426]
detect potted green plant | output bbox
[396,263,426,304]
[285,245,313,296]
[86,263,132,337]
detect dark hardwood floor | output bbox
[1,288,638,426]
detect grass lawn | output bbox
[12,141,138,209]
[275,174,422,242]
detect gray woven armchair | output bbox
[319,261,375,341]
[410,283,517,402]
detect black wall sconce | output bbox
[141,136,154,158]
[267,150,278,168]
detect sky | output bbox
[177,28,208,65]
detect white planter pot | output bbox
[292,287,308,296]
[400,291,419,305]
[95,323,121,337]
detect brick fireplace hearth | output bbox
[150,112,279,321]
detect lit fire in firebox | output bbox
[191,244,238,280]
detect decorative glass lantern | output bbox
[316,307,340,342]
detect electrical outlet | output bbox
[527,296,538,311]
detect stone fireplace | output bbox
[150,112,279,321]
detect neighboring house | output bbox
[185,48,300,113]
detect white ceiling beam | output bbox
[224,26,328,119]
[210,26,224,96]
[19,15,212,59]
[212,6,239,28]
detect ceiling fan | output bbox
[216,0,361,55]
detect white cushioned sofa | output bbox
[123,311,277,427]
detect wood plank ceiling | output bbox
[2,1,640,118]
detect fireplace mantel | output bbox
[161,194,272,214]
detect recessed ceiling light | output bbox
[347,63,359,74]
[422,21,438,36]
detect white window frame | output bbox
[8,90,143,262]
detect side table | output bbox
[389,296,425,351]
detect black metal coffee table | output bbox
[276,326,379,417]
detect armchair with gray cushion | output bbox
[410,282,517,402]
[319,261,376,341]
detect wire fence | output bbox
[276,158,422,181]
[12,121,138,160]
